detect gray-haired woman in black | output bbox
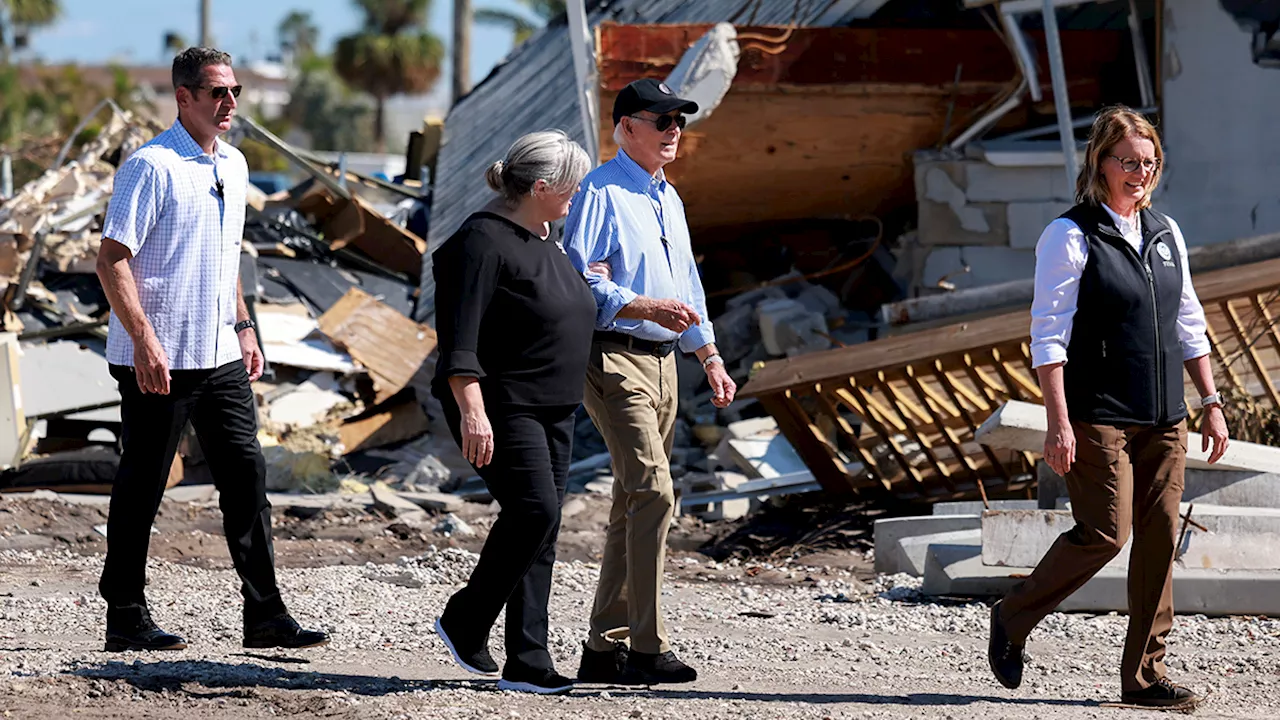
[431,130,595,695]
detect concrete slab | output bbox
[896,529,980,577]
[922,543,1280,615]
[964,164,1058,203]
[922,247,1036,291]
[873,514,981,575]
[933,500,1039,516]
[19,341,118,418]
[976,400,1280,472]
[1039,461,1280,510]
[983,505,1280,570]
[1007,201,1072,249]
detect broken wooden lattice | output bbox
[740,257,1280,504]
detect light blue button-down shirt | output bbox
[563,149,715,354]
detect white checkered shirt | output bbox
[103,120,247,370]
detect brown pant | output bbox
[581,342,678,654]
[999,419,1187,692]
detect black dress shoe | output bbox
[434,617,499,676]
[988,600,1024,690]
[577,641,628,683]
[620,650,697,685]
[105,612,187,652]
[498,666,574,695]
[243,614,329,649]
[1121,678,1202,708]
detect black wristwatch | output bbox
[234,319,256,333]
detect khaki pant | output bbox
[999,420,1187,692]
[581,341,678,654]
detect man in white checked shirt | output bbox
[94,48,326,653]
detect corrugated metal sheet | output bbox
[415,0,892,322]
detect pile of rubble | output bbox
[0,102,856,530]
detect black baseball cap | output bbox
[612,78,699,126]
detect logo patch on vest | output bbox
[1155,241,1176,268]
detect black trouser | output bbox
[100,361,286,628]
[441,401,575,674]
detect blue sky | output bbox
[24,0,534,93]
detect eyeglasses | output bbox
[186,84,242,100]
[629,114,686,132]
[1109,155,1160,173]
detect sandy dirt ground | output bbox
[1,492,1277,720]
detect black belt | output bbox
[593,331,677,358]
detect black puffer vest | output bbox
[1060,202,1187,427]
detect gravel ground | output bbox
[2,503,1279,718]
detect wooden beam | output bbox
[1222,299,1280,408]
[758,391,854,496]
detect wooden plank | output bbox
[758,392,853,496]
[339,400,432,454]
[844,382,926,489]
[743,257,1280,398]
[1222,299,1280,408]
[318,288,438,404]
[934,359,1013,486]
[873,373,955,490]
[904,365,981,486]
[811,385,892,492]
[1204,322,1248,396]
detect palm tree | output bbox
[475,0,563,45]
[0,0,61,62]
[278,10,319,64]
[334,0,444,152]
[163,31,187,58]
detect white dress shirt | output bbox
[103,120,248,370]
[1029,203,1210,369]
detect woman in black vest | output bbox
[431,130,597,695]
[986,106,1230,709]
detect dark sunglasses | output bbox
[187,84,242,100]
[629,114,686,132]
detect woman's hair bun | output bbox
[484,160,506,192]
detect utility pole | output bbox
[199,0,211,48]
[452,0,472,104]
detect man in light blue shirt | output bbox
[564,78,736,686]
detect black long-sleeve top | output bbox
[431,212,597,408]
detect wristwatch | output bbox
[234,319,256,334]
[1200,392,1223,409]
[702,354,724,369]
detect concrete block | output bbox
[977,400,1280,472]
[965,164,1060,203]
[922,246,1036,291]
[896,529,980,577]
[933,500,1039,515]
[922,543,1280,615]
[917,199,1007,247]
[873,514,981,575]
[1006,202,1072,249]
[983,505,1280,570]
[1041,461,1280,510]
[925,168,990,233]
[757,298,830,357]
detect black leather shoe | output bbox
[1121,678,1202,708]
[434,617,499,676]
[988,600,1024,690]
[498,667,574,695]
[577,641,628,683]
[620,650,697,685]
[104,611,187,652]
[243,614,329,649]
